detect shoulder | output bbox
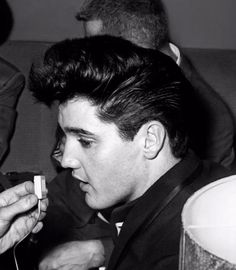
[184,160,231,199]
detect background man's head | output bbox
[76,0,169,49]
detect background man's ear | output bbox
[144,122,166,159]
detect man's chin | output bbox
[85,195,110,210]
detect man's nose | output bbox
[60,145,81,169]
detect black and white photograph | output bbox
[0,1,236,269]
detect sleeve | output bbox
[0,58,25,161]
[0,106,16,161]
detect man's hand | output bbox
[39,240,105,270]
[0,181,48,254]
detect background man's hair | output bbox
[29,35,195,158]
[76,0,169,49]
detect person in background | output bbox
[0,1,47,264]
[0,0,25,164]
[0,58,25,162]
[29,35,230,270]
[77,0,235,169]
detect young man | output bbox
[76,0,235,169]
[29,35,228,270]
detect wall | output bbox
[7,0,236,49]
[7,0,84,42]
[165,0,236,49]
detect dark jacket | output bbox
[36,152,229,270]
[179,52,235,168]
[107,152,229,270]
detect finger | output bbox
[0,181,34,205]
[38,211,47,221]
[39,198,49,212]
[31,221,44,234]
[36,199,49,221]
[0,194,38,221]
[4,210,40,244]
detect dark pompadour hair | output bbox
[76,0,169,49]
[29,35,196,158]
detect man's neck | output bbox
[142,148,181,199]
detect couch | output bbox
[0,40,235,181]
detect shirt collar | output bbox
[169,42,181,66]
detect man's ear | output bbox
[84,19,103,36]
[143,122,166,159]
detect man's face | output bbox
[58,98,146,209]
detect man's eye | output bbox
[78,138,93,148]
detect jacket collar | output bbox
[108,151,201,270]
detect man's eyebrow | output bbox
[64,127,95,136]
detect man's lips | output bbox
[79,181,89,192]
[71,172,89,191]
